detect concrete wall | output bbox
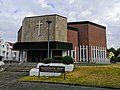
[19,15,67,42]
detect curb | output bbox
[22,81,120,89]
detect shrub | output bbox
[115,57,120,62]
[110,56,120,63]
[43,58,54,64]
[53,56,63,63]
[62,56,74,64]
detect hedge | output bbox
[53,56,63,63]
[62,56,74,64]
[43,58,54,64]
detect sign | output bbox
[39,66,65,79]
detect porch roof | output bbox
[13,41,73,50]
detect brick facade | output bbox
[68,21,107,62]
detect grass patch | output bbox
[20,64,120,88]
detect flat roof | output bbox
[68,21,106,29]
[24,14,67,20]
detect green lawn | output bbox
[20,64,120,88]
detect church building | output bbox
[13,14,107,63]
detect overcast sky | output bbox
[0,0,120,49]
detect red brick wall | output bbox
[88,24,107,62]
[88,24,107,47]
[68,22,107,62]
[67,30,79,62]
[68,24,89,45]
[67,30,78,47]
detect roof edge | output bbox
[68,21,106,29]
[24,14,67,20]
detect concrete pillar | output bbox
[25,51,27,62]
[98,47,100,61]
[50,50,52,58]
[105,48,107,62]
[63,50,67,57]
[103,48,105,62]
[75,47,77,62]
[101,47,103,61]
[93,46,95,62]
[80,45,81,62]
[95,46,97,62]
[67,50,70,56]
[91,46,93,62]
[20,51,23,62]
[86,45,88,62]
[83,45,85,62]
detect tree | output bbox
[107,47,116,54]
[116,48,120,57]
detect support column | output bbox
[93,46,95,62]
[67,50,70,56]
[79,45,81,62]
[100,47,102,61]
[91,46,93,62]
[83,45,85,62]
[103,47,105,62]
[102,48,104,62]
[20,51,23,62]
[105,48,107,63]
[86,45,88,62]
[101,47,103,61]
[98,47,100,62]
[95,46,97,63]
[75,47,77,62]
[25,50,27,62]
[50,50,52,58]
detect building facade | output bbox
[14,15,72,62]
[0,37,19,61]
[13,14,107,63]
[68,22,107,63]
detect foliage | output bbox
[43,56,74,64]
[116,48,120,57]
[20,64,120,88]
[108,47,120,63]
[107,47,116,53]
[43,58,54,64]
[62,56,73,64]
[53,56,63,63]
[108,52,115,58]
[108,47,120,57]
[110,56,120,63]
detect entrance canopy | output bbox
[13,41,73,50]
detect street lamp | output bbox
[46,20,52,58]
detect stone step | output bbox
[4,62,38,72]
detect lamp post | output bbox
[46,20,52,58]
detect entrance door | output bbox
[52,50,62,57]
[27,50,48,62]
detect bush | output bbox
[53,56,63,63]
[62,56,74,64]
[43,58,54,64]
[110,56,120,63]
[115,57,120,62]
